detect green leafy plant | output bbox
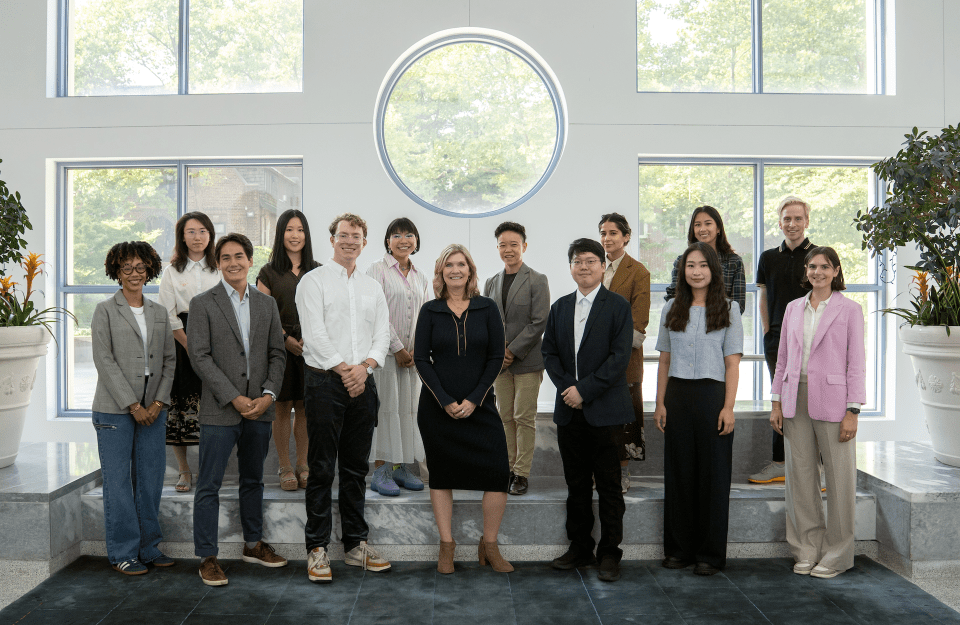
[0,159,76,333]
[854,125,960,332]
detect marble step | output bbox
[81,475,876,561]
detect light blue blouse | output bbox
[655,300,743,382]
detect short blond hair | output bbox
[328,213,368,238]
[433,244,480,300]
[776,196,810,219]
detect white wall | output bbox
[0,0,956,444]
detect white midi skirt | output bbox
[370,354,425,464]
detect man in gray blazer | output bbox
[188,233,288,586]
[483,222,550,496]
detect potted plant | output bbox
[854,124,960,466]
[0,159,74,468]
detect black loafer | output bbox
[597,556,621,582]
[661,556,693,569]
[552,546,597,570]
[694,562,720,576]
[509,476,528,496]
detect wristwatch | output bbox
[366,364,375,376]
[847,407,860,415]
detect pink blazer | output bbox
[770,292,866,422]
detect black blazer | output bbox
[541,286,634,427]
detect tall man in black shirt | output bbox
[750,196,814,484]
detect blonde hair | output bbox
[433,244,480,299]
[776,196,810,219]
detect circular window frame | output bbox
[374,28,568,218]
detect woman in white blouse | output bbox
[365,218,430,496]
[157,212,221,492]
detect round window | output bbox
[374,29,567,217]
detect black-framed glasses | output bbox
[121,264,147,275]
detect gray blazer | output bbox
[483,263,550,374]
[187,281,286,426]
[91,291,176,414]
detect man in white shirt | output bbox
[296,213,392,583]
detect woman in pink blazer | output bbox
[769,246,865,579]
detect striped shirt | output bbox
[664,252,746,314]
[366,253,431,354]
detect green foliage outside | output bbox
[637,0,869,93]
[383,42,558,214]
[70,0,302,95]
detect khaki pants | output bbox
[495,370,543,478]
[783,381,857,572]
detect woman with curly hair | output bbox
[654,242,743,576]
[414,244,511,575]
[91,241,176,575]
[158,212,220,493]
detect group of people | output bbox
[88,194,864,588]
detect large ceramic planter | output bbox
[0,326,51,468]
[900,324,960,467]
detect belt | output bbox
[305,363,341,378]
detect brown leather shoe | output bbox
[199,556,228,586]
[242,541,288,568]
[509,476,528,496]
[478,540,514,573]
[438,540,456,574]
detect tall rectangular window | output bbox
[638,159,884,413]
[58,160,302,415]
[637,0,886,93]
[61,0,303,96]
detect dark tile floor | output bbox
[3,555,959,625]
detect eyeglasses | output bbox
[571,259,602,268]
[121,264,147,275]
[184,229,208,237]
[390,233,416,240]
[335,233,364,242]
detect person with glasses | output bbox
[256,210,321,492]
[158,212,221,493]
[654,242,743,576]
[483,221,550,496]
[365,218,429,496]
[769,247,865,579]
[598,213,650,494]
[91,241,176,575]
[296,214,393,583]
[541,238,635,583]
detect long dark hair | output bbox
[687,205,735,255]
[268,209,316,274]
[171,212,217,272]
[666,242,731,333]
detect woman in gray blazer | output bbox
[91,241,176,576]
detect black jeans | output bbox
[557,409,625,562]
[764,331,785,463]
[303,368,378,553]
[663,377,733,569]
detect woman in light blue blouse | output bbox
[654,242,743,576]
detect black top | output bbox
[257,261,321,341]
[755,238,814,337]
[501,272,518,321]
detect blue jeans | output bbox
[303,368,378,553]
[193,419,272,558]
[92,410,167,565]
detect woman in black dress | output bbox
[256,209,321,491]
[415,244,512,575]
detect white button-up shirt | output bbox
[573,284,601,379]
[157,257,221,331]
[296,259,391,371]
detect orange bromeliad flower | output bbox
[20,252,44,303]
[0,275,17,298]
[912,271,929,303]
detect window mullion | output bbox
[179,0,189,94]
[753,0,763,94]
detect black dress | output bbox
[414,296,509,492]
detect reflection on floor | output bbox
[2,555,959,625]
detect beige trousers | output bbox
[494,370,543,478]
[783,381,857,572]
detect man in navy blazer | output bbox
[542,238,634,583]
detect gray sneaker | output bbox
[370,464,400,496]
[345,541,391,572]
[749,461,786,484]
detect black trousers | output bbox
[764,332,785,463]
[663,377,733,569]
[557,409,625,562]
[303,368,379,553]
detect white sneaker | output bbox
[748,462,786,484]
[793,560,817,575]
[344,541,391,572]
[810,564,842,579]
[307,547,332,583]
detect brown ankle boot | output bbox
[478,540,514,573]
[437,540,456,574]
